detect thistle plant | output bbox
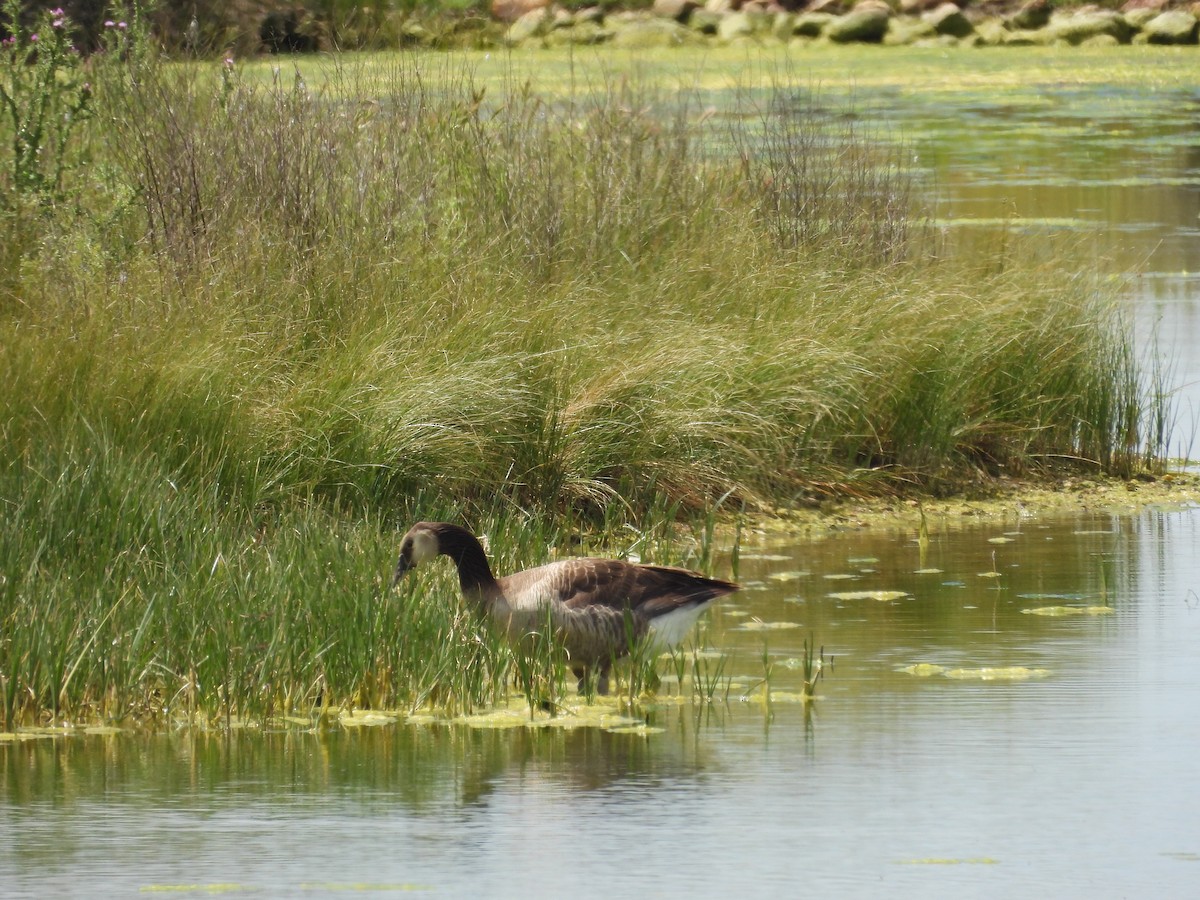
[0,1,92,207]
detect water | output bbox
[6,55,1200,898]
[3,504,1199,897]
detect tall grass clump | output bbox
[0,46,1167,726]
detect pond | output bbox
[4,46,1200,897]
[3,503,1199,896]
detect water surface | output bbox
[4,504,1198,898]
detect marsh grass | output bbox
[0,48,1167,726]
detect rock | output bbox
[1005,0,1051,30]
[794,11,837,35]
[653,0,699,22]
[884,16,936,43]
[492,0,550,23]
[704,0,737,13]
[1047,9,1134,44]
[923,2,974,37]
[898,0,945,13]
[1120,0,1169,12]
[718,10,759,40]
[544,19,612,44]
[609,16,694,47]
[1123,6,1161,27]
[504,7,549,44]
[973,18,1010,44]
[1143,9,1199,42]
[772,12,798,39]
[688,8,723,32]
[825,5,891,41]
[808,0,851,14]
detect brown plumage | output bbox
[390,521,738,694]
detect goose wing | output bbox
[496,558,737,618]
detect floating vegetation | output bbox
[913,568,944,575]
[942,666,1051,681]
[903,664,1050,680]
[828,590,909,602]
[901,663,947,677]
[822,573,859,581]
[1022,606,1115,617]
[768,571,810,582]
[339,711,399,728]
[848,557,880,565]
[739,620,802,631]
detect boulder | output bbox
[492,0,550,23]
[808,0,851,13]
[772,12,799,39]
[544,19,612,44]
[884,16,936,43]
[653,0,699,22]
[1046,9,1134,44]
[609,16,694,47]
[718,10,759,40]
[794,11,837,35]
[923,2,974,37]
[1005,0,1051,30]
[826,5,891,41]
[1143,9,1199,42]
[688,8,723,32]
[504,7,549,44]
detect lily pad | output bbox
[822,573,858,580]
[901,663,947,676]
[1021,605,1115,617]
[339,711,398,727]
[913,568,944,574]
[942,666,1051,680]
[987,536,1016,544]
[768,570,810,582]
[829,590,909,602]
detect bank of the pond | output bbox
[748,469,1200,535]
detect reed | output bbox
[0,46,1166,725]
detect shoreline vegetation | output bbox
[0,8,1179,729]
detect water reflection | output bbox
[3,505,1198,897]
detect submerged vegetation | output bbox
[0,15,1167,728]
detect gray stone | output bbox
[1143,10,1199,43]
[923,2,974,37]
[1005,0,1051,30]
[1046,10,1134,45]
[652,0,699,22]
[688,8,723,33]
[504,8,549,44]
[794,11,836,36]
[609,16,694,47]
[826,7,891,42]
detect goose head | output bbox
[390,521,442,588]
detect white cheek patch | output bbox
[410,531,440,565]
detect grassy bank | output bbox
[0,38,1164,727]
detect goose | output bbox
[390,521,738,695]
